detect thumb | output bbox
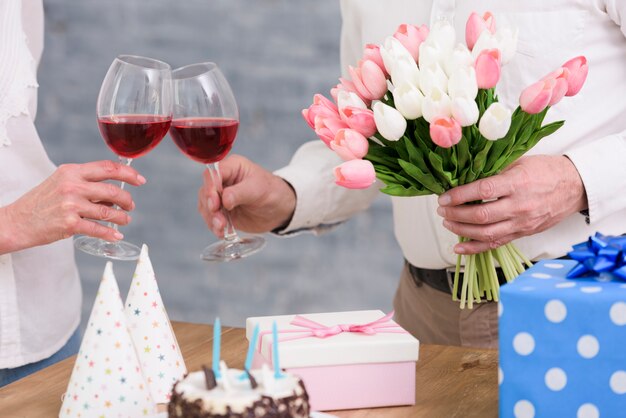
[222,177,266,211]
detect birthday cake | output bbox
[168,364,310,418]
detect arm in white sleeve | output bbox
[273,141,381,234]
[565,0,626,224]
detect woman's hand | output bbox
[0,160,146,253]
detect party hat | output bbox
[125,244,187,404]
[60,262,156,417]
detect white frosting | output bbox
[175,367,304,416]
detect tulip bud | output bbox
[471,30,499,59]
[334,159,377,189]
[314,115,349,147]
[419,64,448,96]
[373,101,407,141]
[363,44,387,76]
[465,12,496,51]
[389,55,420,89]
[393,83,424,120]
[421,86,452,123]
[451,97,479,126]
[448,66,478,99]
[475,49,501,89]
[393,24,429,62]
[542,68,569,106]
[479,102,512,140]
[443,43,474,76]
[519,79,554,114]
[302,94,339,129]
[380,36,415,79]
[418,40,445,70]
[339,106,377,138]
[330,129,369,161]
[430,117,462,148]
[430,19,456,52]
[337,90,367,112]
[561,56,588,96]
[349,60,388,101]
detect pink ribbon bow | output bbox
[258,311,407,353]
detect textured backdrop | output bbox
[36,0,402,328]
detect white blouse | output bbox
[276,0,626,269]
[0,0,81,368]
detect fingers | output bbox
[80,202,132,226]
[437,198,511,225]
[197,185,225,238]
[72,217,125,242]
[75,160,147,186]
[82,182,136,211]
[443,218,516,254]
[453,233,520,255]
[438,174,515,207]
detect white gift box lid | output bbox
[246,310,419,368]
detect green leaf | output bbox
[380,183,432,197]
[398,159,446,194]
[427,151,458,188]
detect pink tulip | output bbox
[561,56,588,96]
[393,24,430,62]
[339,106,377,138]
[466,12,496,50]
[542,68,568,106]
[314,115,349,147]
[334,159,376,189]
[302,94,339,129]
[363,44,388,76]
[475,49,501,89]
[519,78,555,114]
[330,129,369,161]
[429,117,462,148]
[348,60,388,101]
[330,77,368,104]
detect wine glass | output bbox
[74,55,172,260]
[169,62,265,261]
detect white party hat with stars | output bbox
[125,244,187,404]
[60,262,157,418]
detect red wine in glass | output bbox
[169,117,238,164]
[98,114,171,158]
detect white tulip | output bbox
[479,102,512,140]
[421,86,452,123]
[418,40,445,70]
[443,43,474,76]
[448,66,478,100]
[393,83,424,120]
[373,101,407,141]
[337,90,367,112]
[380,36,415,77]
[419,64,448,96]
[390,55,420,89]
[429,19,456,53]
[495,26,518,64]
[471,30,499,59]
[451,97,479,126]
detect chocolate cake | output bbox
[168,364,310,418]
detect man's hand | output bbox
[199,155,296,237]
[0,160,146,254]
[437,155,587,254]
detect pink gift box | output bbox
[246,310,420,411]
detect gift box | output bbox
[499,259,626,418]
[246,310,419,411]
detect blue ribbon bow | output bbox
[567,232,626,280]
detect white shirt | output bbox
[276,0,626,269]
[0,0,81,368]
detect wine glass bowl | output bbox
[170,62,265,261]
[74,55,172,260]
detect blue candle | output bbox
[213,317,221,379]
[239,323,260,380]
[272,321,284,379]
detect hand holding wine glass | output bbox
[169,62,265,261]
[74,55,172,260]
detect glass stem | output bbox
[207,162,239,242]
[109,156,133,234]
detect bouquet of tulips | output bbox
[302,12,588,308]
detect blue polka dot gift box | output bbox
[499,259,626,418]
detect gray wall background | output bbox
[37,0,402,328]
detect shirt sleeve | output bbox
[273,141,381,235]
[564,0,626,224]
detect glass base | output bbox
[201,235,266,262]
[74,235,141,261]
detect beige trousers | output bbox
[393,263,498,349]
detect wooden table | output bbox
[0,322,497,418]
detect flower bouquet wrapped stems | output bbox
[303,12,588,308]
